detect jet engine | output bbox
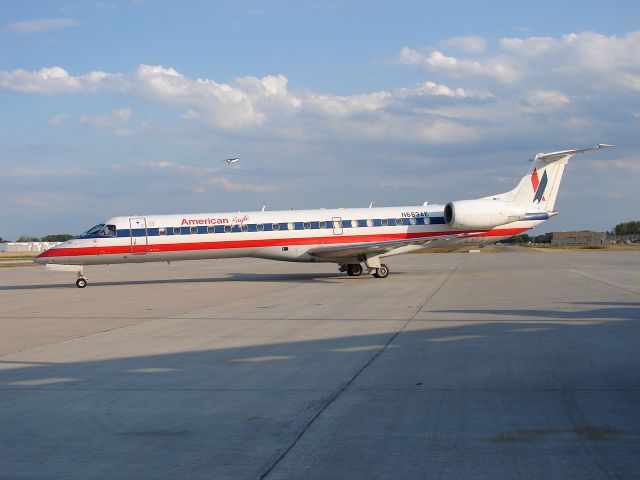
[444,199,526,230]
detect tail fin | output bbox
[494,144,613,212]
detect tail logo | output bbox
[531,168,548,203]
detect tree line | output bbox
[613,221,640,236]
[0,234,74,243]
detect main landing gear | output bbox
[339,263,389,278]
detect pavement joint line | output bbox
[563,268,640,297]
[0,316,173,359]
[258,255,468,480]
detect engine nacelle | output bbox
[444,199,526,230]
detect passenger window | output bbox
[159,228,166,235]
[242,224,249,232]
[409,218,417,225]
[304,222,311,229]
[396,218,404,226]
[207,226,215,233]
[319,221,326,229]
[273,223,280,231]
[288,222,294,230]
[224,225,232,233]
[357,220,367,227]
[190,226,198,234]
[257,224,264,232]
[173,227,181,235]
[381,219,388,226]
[366,219,373,227]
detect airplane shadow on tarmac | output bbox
[0,271,408,291]
[0,301,638,479]
[432,301,640,322]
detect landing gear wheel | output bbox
[346,264,363,276]
[373,264,389,278]
[76,278,88,288]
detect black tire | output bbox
[76,278,87,288]
[373,264,389,278]
[346,264,363,276]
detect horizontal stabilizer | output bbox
[533,144,614,163]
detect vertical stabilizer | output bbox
[494,144,613,212]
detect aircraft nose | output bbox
[34,242,64,264]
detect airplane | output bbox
[35,144,613,288]
[224,157,239,165]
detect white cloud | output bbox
[396,80,491,99]
[592,158,640,172]
[0,166,93,178]
[2,31,639,150]
[49,113,69,127]
[208,177,281,193]
[181,109,200,119]
[400,31,640,94]
[0,66,117,94]
[524,90,571,111]
[80,107,134,135]
[0,63,489,139]
[140,160,281,193]
[440,35,486,53]
[2,18,80,34]
[500,36,556,57]
[113,107,133,122]
[398,48,519,83]
[145,161,176,169]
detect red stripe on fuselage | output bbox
[38,227,529,259]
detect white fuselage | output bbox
[36,204,535,266]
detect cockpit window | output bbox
[79,223,116,237]
[100,225,117,237]
[81,224,105,236]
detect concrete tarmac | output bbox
[0,249,638,479]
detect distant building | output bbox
[533,232,552,244]
[0,242,60,253]
[550,231,605,246]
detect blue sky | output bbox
[1,0,638,239]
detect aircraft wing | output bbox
[307,232,480,260]
[534,144,613,163]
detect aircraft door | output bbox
[332,217,343,235]
[129,217,148,254]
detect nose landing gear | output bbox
[76,272,88,288]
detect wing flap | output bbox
[307,233,477,260]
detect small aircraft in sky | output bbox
[223,157,239,165]
[36,144,612,287]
